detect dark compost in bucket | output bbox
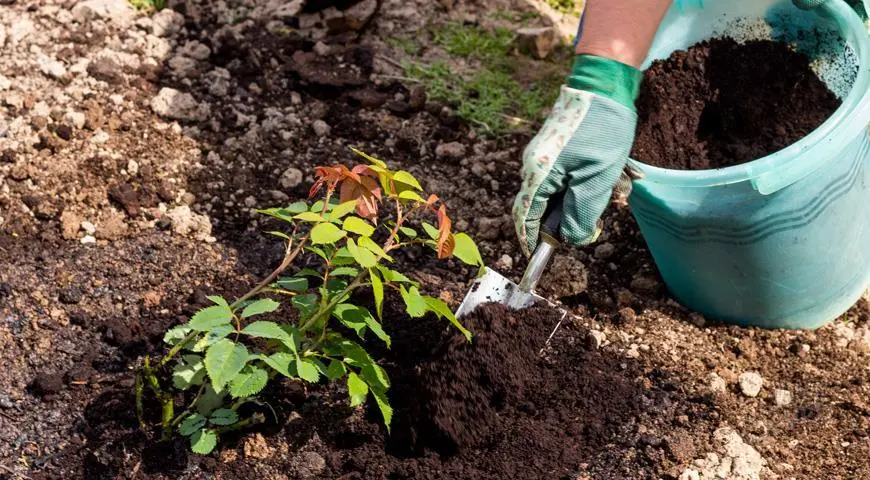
[631,38,842,170]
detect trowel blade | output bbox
[455,267,549,318]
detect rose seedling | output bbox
[136,149,484,454]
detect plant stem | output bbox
[232,233,307,309]
[299,273,365,334]
[214,413,266,435]
[135,372,146,431]
[143,357,175,440]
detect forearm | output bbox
[575,0,672,68]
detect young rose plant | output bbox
[136,149,484,454]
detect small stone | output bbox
[64,111,86,129]
[269,190,290,202]
[280,167,304,189]
[312,119,331,137]
[679,469,701,480]
[151,87,210,121]
[617,307,637,323]
[494,254,513,270]
[774,389,793,407]
[435,141,467,161]
[243,433,275,460]
[180,40,211,60]
[127,159,140,176]
[0,75,10,91]
[243,196,257,208]
[739,371,763,398]
[709,372,727,393]
[587,330,606,350]
[87,57,123,83]
[291,92,302,105]
[593,242,615,259]
[142,291,162,307]
[96,212,128,240]
[291,451,327,479]
[39,55,67,80]
[59,286,84,305]
[60,211,83,240]
[167,206,214,242]
[220,449,239,463]
[80,235,97,244]
[72,0,136,27]
[80,221,97,235]
[31,373,64,396]
[152,8,185,37]
[516,27,558,59]
[630,275,661,295]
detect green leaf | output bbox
[164,325,193,346]
[296,358,320,383]
[421,222,439,240]
[293,269,322,279]
[310,200,325,212]
[241,298,280,318]
[278,325,302,353]
[399,226,418,238]
[292,293,319,319]
[241,321,293,345]
[188,305,234,332]
[196,384,227,416]
[179,413,207,436]
[204,339,249,390]
[306,245,329,261]
[333,303,368,339]
[371,387,393,430]
[261,352,295,377]
[191,325,234,352]
[257,208,294,223]
[172,354,206,390]
[276,277,309,291]
[377,266,414,284]
[311,223,347,245]
[294,211,326,222]
[330,266,359,277]
[343,216,375,237]
[338,339,375,367]
[347,371,369,406]
[397,190,426,203]
[266,231,292,240]
[400,285,428,318]
[392,170,422,190]
[326,360,347,380]
[370,269,384,320]
[425,296,472,341]
[352,148,387,168]
[208,296,230,307]
[361,363,391,390]
[190,429,217,455]
[209,408,239,426]
[286,201,309,214]
[229,365,269,398]
[328,200,358,220]
[346,238,378,268]
[453,233,483,267]
[358,236,393,262]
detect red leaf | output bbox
[339,175,382,222]
[436,205,453,259]
[426,194,439,206]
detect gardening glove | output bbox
[512,55,642,257]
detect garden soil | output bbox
[3,1,870,479]
[631,38,842,170]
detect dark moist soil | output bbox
[631,38,842,170]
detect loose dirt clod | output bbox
[632,38,842,170]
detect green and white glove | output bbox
[512,55,642,257]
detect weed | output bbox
[387,36,422,56]
[128,0,166,12]
[137,150,483,454]
[546,0,584,15]
[433,23,514,60]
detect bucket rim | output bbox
[628,0,870,190]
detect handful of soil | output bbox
[631,38,842,170]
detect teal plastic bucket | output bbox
[628,0,870,329]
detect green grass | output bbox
[129,0,166,12]
[546,0,584,15]
[387,36,422,56]
[433,23,514,60]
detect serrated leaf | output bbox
[188,305,234,332]
[278,325,302,353]
[343,216,375,237]
[346,238,378,268]
[400,285,427,318]
[179,413,207,436]
[257,208,294,223]
[370,269,384,320]
[190,429,217,455]
[241,321,291,343]
[371,387,393,430]
[424,296,472,341]
[296,358,320,383]
[306,245,329,261]
[361,363,391,390]
[377,266,414,284]
[164,325,193,346]
[328,200,358,220]
[338,339,375,367]
[326,360,347,380]
[228,365,268,398]
[261,352,295,377]
[330,266,359,277]
[196,384,227,416]
[358,237,392,262]
[347,371,368,406]
[397,190,426,203]
[209,408,239,426]
[286,201,309,214]
[172,354,206,390]
[453,233,483,267]
[333,303,368,339]
[191,324,234,353]
[276,277,309,291]
[204,339,249,390]
[399,226,417,238]
[241,299,280,318]
[208,296,230,307]
[311,223,346,245]
[294,211,326,222]
[292,293,319,319]
[392,170,422,190]
[293,269,322,278]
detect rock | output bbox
[72,0,136,27]
[96,212,128,240]
[168,55,199,78]
[87,56,123,83]
[630,275,661,295]
[709,372,728,393]
[152,8,185,37]
[268,0,305,19]
[151,88,210,121]
[59,286,84,305]
[312,119,331,137]
[205,68,232,97]
[167,206,214,242]
[679,469,701,480]
[516,27,558,59]
[64,110,86,129]
[127,159,139,176]
[243,433,275,460]
[587,330,606,350]
[738,371,763,398]
[617,307,637,323]
[9,18,34,44]
[60,211,83,240]
[774,389,793,407]
[715,427,766,478]
[344,0,378,30]
[592,243,615,260]
[108,183,141,217]
[435,141,467,161]
[142,291,162,307]
[290,451,327,479]
[494,254,513,270]
[546,254,588,298]
[0,24,6,49]
[39,55,68,80]
[55,124,74,141]
[80,235,97,244]
[280,167,304,189]
[81,220,97,235]
[31,373,64,396]
[0,74,10,91]
[180,40,211,60]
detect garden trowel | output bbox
[456,205,564,318]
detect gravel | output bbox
[738,371,764,398]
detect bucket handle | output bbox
[749,152,824,195]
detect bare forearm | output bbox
[575,0,672,68]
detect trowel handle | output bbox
[517,199,563,294]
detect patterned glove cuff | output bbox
[566,55,643,111]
